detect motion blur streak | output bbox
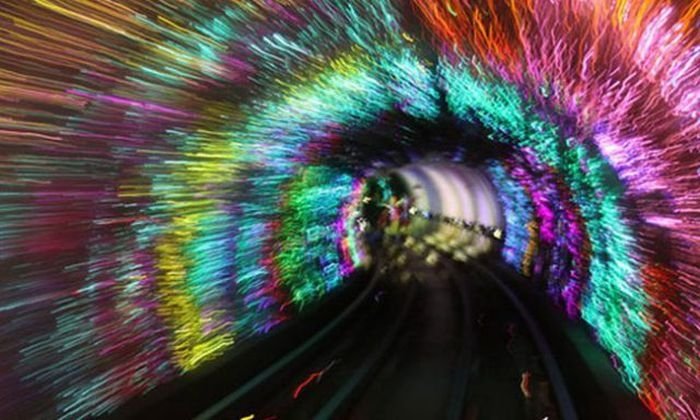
[0,0,697,418]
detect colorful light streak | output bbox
[0,0,697,418]
[414,0,699,417]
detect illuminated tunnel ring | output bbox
[0,0,698,418]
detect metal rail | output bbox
[471,262,579,420]
[195,266,384,420]
[313,281,418,419]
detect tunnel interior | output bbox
[0,0,698,418]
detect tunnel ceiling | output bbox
[0,0,698,418]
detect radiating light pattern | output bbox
[413,0,699,417]
[275,166,357,306]
[0,0,697,418]
[486,163,535,271]
[0,1,437,417]
[337,179,373,275]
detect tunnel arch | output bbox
[0,0,697,418]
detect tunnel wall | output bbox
[0,0,697,418]
[0,1,439,417]
[412,1,699,417]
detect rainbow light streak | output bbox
[486,163,535,274]
[275,166,356,306]
[0,0,697,418]
[415,0,698,416]
[337,179,372,275]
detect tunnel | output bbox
[0,0,698,419]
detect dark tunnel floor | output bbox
[349,254,470,419]
[212,249,570,420]
[347,252,559,420]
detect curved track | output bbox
[192,249,577,420]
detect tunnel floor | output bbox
[208,248,569,420]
